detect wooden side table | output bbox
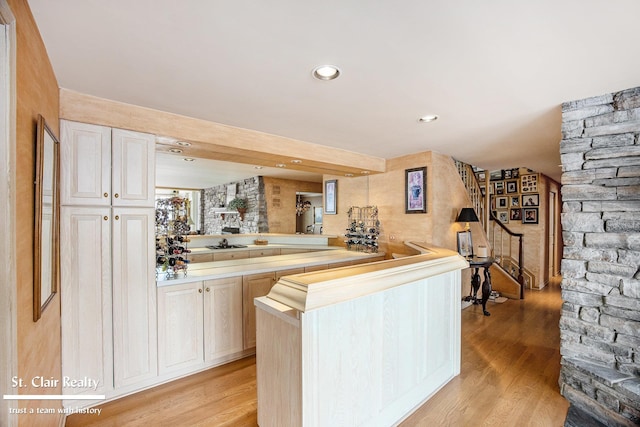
[463,256,494,316]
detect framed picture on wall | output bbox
[405,167,427,213]
[496,196,508,209]
[522,193,539,207]
[324,180,337,214]
[506,180,519,194]
[495,181,505,195]
[510,208,522,221]
[523,208,538,224]
[511,196,520,207]
[520,173,538,193]
[314,207,323,224]
[497,211,509,223]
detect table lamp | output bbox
[456,207,479,231]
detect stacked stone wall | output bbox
[560,87,640,426]
[202,176,265,234]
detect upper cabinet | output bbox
[61,120,155,207]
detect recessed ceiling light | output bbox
[169,148,183,154]
[275,163,286,168]
[418,115,439,123]
[183,158,195,162]
[360,171,370,175]
[291,159,302,164]
[344,173,354,177]
[254,166,264,169]
[176,141,191,147]
[313,65,340,81]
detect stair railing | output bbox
[454,160,485,226]
[488,211,525,299]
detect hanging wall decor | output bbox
[405,167,427,213]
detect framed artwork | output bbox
[522,194,539,207]
[314,207,323,224]
[510,208,522,221]
[520,173,538,193]
[490,170,504,181]
[324,179,337,214]
[477,171,486,182]
[496,196,508,209]
[506,180,518,194]
[456,230,473,258]
[405,167,427,213]
[510,196,520,207]
[511,168,520,178]
[495,181,505,195]
[504,169,512,179]
[497,211,509,223]
[523,208,539,224]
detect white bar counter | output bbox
[255,243,468,427]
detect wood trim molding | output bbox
[0,1,17,425]
[59,88,386,176]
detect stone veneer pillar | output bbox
[559,87,640,426]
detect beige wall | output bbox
[8,0,62,425]
[322,150,486,257]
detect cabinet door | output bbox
[111,129,155,207]
[60,207,113,397]
[249,248,281,258]
[242,272,276,349]
[60,120,111,206]
[112,208,158,388]
[204,277,243,362]
[158,282,204,373]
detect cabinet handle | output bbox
[103,192,109,198]
[103,216,108,221]
[114,193,119,198]
[206,287,210,292]
[198,288,203,293]
[115,215,120,220]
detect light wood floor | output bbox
[66,277,569,427]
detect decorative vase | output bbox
[237,207,247,221]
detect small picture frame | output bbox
[324,179,337,215]
[495,181,505,195]
[523,208,538,224]
[456,230,473,258]
[405,167,427,214]
[477,171,486,182]
[490,170,504,181]
[497,211,509,223]
[510,208,522,221]
[506,180,518,194]
[520,173,538,193]
[504,169,512,179]
[522,194,539,207]
[510,196,520,207]
[496,196,508,209]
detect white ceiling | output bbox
[29,0,640,184]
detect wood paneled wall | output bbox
[8,0,62,425]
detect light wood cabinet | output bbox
[112,208,157,387]
[243,272,277,349]
[60,120,156,402]
[204,277,243,361]
[158,277,243,374]
[249,248,281,258]
[304,264,328,272]
[60,120,155,207]
[60,207,113,401]
[157,282,204,374]
[189,253,214,263]
[214,250,250,261]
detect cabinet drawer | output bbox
[214,251,250,261]
[249,248,281,258]
[189,253,214,263]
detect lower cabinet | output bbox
[242,272,277,350]
[158,277,243,374]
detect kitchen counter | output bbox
[156,248,385,286]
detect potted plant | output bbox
[227,197,248,220]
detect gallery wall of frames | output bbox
[476,168,540,225]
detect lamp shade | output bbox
[456,208,479,223]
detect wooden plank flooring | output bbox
[66,277,568,427]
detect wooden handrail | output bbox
[489,211,525,299]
